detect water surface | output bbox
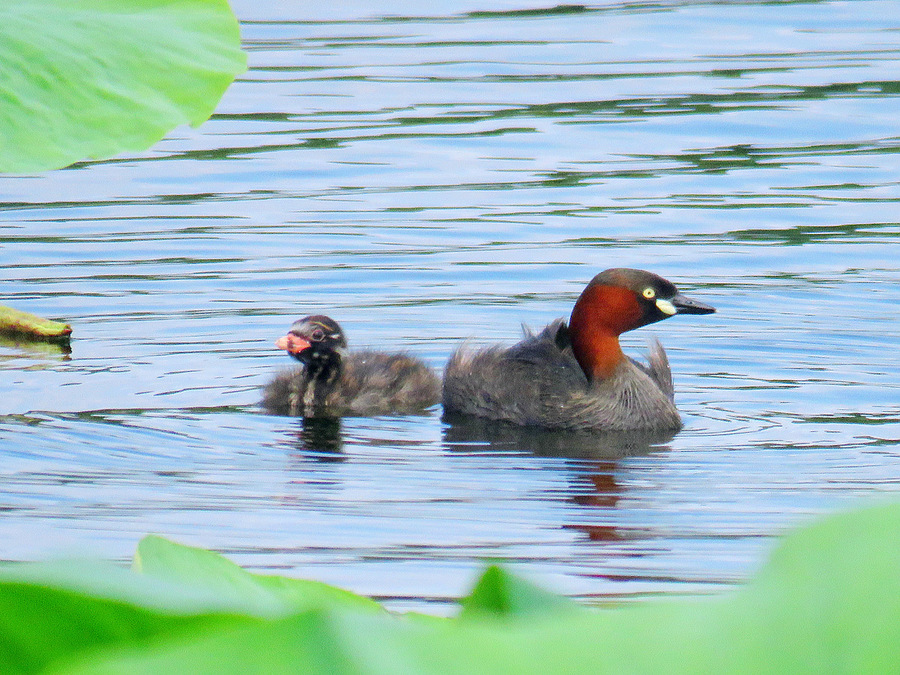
[1,0,899,612]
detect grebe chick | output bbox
[263,315,440,417]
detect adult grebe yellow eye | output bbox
[642,287,656,299]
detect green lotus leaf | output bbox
[0,305,71,343]
[0,0,246,173]
[459,565,578,619]
[45,502,900,675]
[134,535,384,615]
[0,560,258,675]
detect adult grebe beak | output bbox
[670,292,716,315]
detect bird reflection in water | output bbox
[289,416,345,459]
[443,413,674,459]
[443,414,675,542]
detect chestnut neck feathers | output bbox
[567,268,713,382]
[569,284,636,381]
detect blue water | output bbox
[1,0,899,612]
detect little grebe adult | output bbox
[262,315,440,417]
[442,268,714,432]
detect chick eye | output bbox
[642,287,656,299]
[310,328,325,342]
